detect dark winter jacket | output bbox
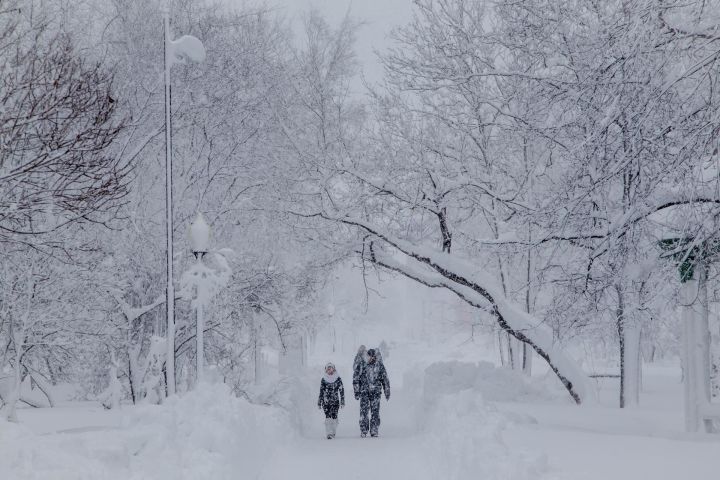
[352,356,364,398]
[354,360,390,399]
[318,376,345,407]
[353,351,365,373]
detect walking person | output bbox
[353,345,367,373]
[318,362,345,439]
[353,348,390,437]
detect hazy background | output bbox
[270,0,414,85]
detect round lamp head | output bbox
[189,212,210,254]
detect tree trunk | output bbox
[522,343,533,376]
[507,334,522,370]
[522,138,534,377]
[1,343,22,422]
[523,232,533,376]
[438,207,452,253]
[29,371,56,408]
[623,322,642,408]
[615,285,641,408]
[498,330,507,367]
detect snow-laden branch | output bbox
[473,193,720,248]
[307,211,590,404]
[108,291,165,323]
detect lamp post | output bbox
[182,213,231,387]
[162,8,206,396]
[189,213,210,384]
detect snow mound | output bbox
[419,361,550,480]
[0,418,121,480]
[243,369,320,436]
[423,360,555,402]
[0,382,290,480]
[423,390,548,480]
[124,381,289,479]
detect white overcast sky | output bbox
[270,0,415,84]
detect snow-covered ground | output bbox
[4,346,718,480]
[500,365,720,480]
[2,275,717,480]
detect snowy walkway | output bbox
[261,387,434,480]
[260,433,432,480]
[7,363,719,480]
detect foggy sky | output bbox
[272,0,415,85]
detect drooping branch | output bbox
[367,241,585,404]
[309,212,590,404]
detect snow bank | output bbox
[418,361,549,480]
[0,382,291,480]
[423,360,556,402]
[243,369,319,436]
[125,381,288,479]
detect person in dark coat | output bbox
[351,345,367,407]
[318,362,345,439]
[353,348,390,437]
[353,345,367,373]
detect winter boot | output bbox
[325,418,333,439]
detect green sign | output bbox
[658,237,720,282]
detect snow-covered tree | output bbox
[0,2,128,246]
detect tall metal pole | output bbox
[196,255,205,385]
[197,302,204,383]
[163,10,176,396]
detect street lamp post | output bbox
[182,213,231,387]
[189,213,210,384]
[162,8,205,396]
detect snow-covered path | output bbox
[6,325,719,480]
[260,433,432,480]
[8,363,720,480]
[261,387,434,480]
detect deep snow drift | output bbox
[1,381,289,480]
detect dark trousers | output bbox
[323,403,339,419]
[359,392,381,435]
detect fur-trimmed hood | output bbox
[324,362,339,383]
